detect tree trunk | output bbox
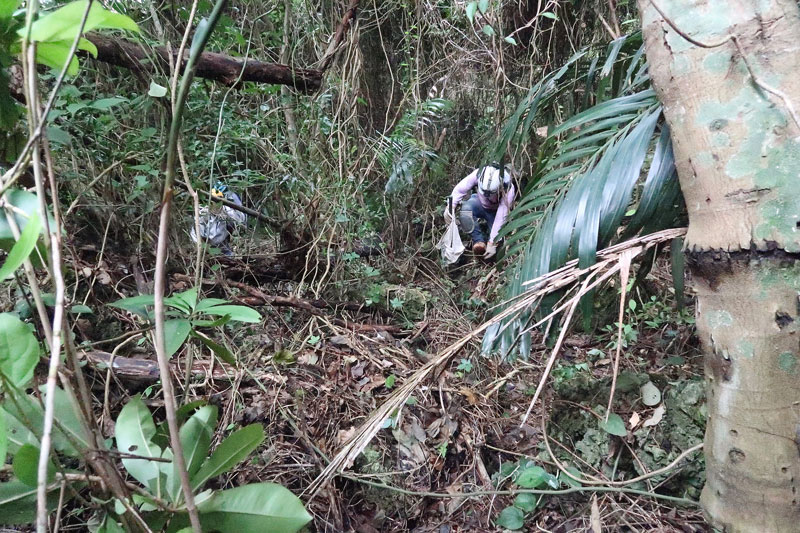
[84,33,323,92]
[639,0,800,531]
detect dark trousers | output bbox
[459,194,496,244]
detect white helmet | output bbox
[478,165,511,203]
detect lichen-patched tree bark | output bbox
[638,0,800,530]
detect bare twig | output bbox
[153,2,228,531]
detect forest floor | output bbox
[72,233,709,533]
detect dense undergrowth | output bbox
[0,0,709,531]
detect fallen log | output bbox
[83,350,288,385]
[84,33,322,92]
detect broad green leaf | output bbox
[0,0,20,19]
[478,0,489,13]
[0,313,39,388]
[0,480,38,525]
[495,505,524,530]
[164,319,192,358]
[194,298,231,312]
[25,1,139,43]
[91,97,127,110]
[466,1,477,23]
[481,24,495,36]
[13,443,54,486]
[513,493,538,512]
[2,405,37,454]
[148,81,167,98]
[191,424,264,491]
[196,483,311,533]
[0,211,40,282]
[0,190,53,268]
[34,41,79,75]
[47,126,72,146]
[109,293,154,318]
[70,304,93,314]
[199,304,261,323]
[191,331,236,365]
[504,36,517,45]
[599,413,627,436]
[165,287,199,313]
[115,397,163,491]
[514,465,548,488]
[169,405,217,503]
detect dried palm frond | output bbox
[306,227,685,497]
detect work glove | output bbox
[484,241,497,260]
[443,204,454,224]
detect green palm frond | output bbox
[482,40,683,360]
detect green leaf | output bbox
[191,331,236,365]
[26,1,139,43]
[115,397,163,492]
[148,81,167,98]
[0,0,21,19]
[599,413,627,436]
[513,493,538,512]
[0,211,40,282]
[13,443,54,486]
[34,41,79,75]
[196,483,312,533]
[384,374,396,389]
[0,313,39,388]
[164,319,192,358]
[478,0,489,13]
[541,11,559,20]
[2,405,38,454]
[504,36,517,45]
[191,424,265,491]
[495,505,524,530]
[169,405,217,504]
[514,465,548,488]
[110,293,154,318]
[199,304,261,323]
[481,24,495,36]
[91,97,127,110]
[0,481,38,525]
[0,189,53,268]
[466,1,477,23]
[3,388,90,456]
[194,298,231,312]
[165,287,199,314]
[69,304,93,314]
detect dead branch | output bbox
[82,350,287,385]
[318,0,360,71]
[84,33,323,93]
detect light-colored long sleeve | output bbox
[450,169,479,205]
[489,185,516,242]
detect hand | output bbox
[443,204,453,224]
[484,241,497,259]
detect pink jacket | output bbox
[450,166,516,242]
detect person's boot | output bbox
[473,242,486,255]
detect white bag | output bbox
[437,214,465,264]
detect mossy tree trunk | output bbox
[639,0,800,530]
